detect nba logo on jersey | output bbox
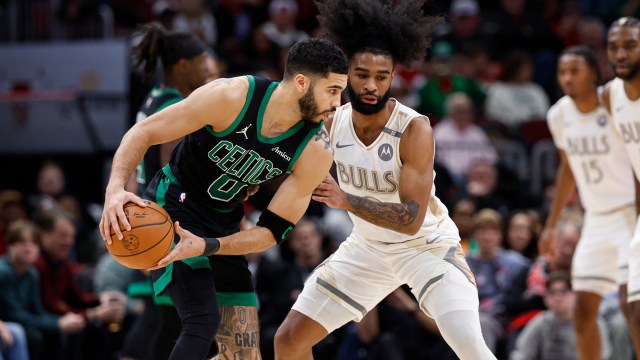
[378,144,393,161]
[597,115,607,127]
[179,192,187,203]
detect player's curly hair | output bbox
[315,0,442,65]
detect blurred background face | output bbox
[466,162,497,197]
[507,213,533,253]
[448,95,474,127]
[544,280,575,317]
[38,163,65,197]
[452,200,476,238]
[557,54,596,98]
[607,26,640,80]
[474,225,502,255]
[41,217,75,262]
[288,220,323,267]
[9,229,40,265]
[184,53,220,92]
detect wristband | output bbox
[203,237,220,256]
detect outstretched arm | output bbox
[101,77,247,242]
[313,117,432,235]
[150,127,335,267]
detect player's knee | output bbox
[181,312,221,343]
[274,321,303,354]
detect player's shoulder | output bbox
[196,76,250,102]
[547,95,572,122]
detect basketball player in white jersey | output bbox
[540,45,636,360]
[274,1,495,359]
[601,16,640,358]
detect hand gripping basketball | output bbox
[148,221,206,270]
[100,189,149,244]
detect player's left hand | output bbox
[148,221,205,270]
[312,174,348,209]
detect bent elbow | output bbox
[401,223,422,236]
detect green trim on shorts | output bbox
[127,280,153,298]
[152,243,212,297]
[153,293,175,306]
[217,292,257,307]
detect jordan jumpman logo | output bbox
[236,124,252,139]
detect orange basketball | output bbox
[107,200,174,269]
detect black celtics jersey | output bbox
[136,87,184,192]
[167,75,322,210]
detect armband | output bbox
[257,209,295,244]
[202,237,220,256]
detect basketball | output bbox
[107,200,174,269]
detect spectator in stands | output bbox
[435,0,486,55]
[260,0,308,50]
[465,161,521,217]
[505,219,581,354]
[0,319,29,360]
[505,210,538,261]
[34,207,127,360]
[416,40,486,119]
[172,0,217,48]
[485,51,550,129]
[467,208,530,353]
[434,92,497,185]
[578,17,614,83]
[451,197,477,255]
[0,190,28,255]
[511,271,611,360]
[341,287,458,360]
[0,220,85,360]
[258,217,339,359]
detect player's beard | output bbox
[298,84,333,125]
[614,60,640,80]
[346,83,391,115]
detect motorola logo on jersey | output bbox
[378,144,393,161]
[597,115,607,127]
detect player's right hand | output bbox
[538,227,557,262]
[100,189,148,244]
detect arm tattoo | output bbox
[314,127,333,153]
[347,194,419,231]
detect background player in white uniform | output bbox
[601,16,640,359]
[274,1,495,359]
[540,45,636,360]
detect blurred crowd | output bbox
[2,0,639,359]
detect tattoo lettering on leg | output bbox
[214,306,261,360]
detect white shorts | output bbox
[628,217,640,302]
[572,206,635,295]
[291,234,478,333]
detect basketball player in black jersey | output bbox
[100,38,348,359]
[130,23,220,195]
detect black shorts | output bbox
[144,165,256,306]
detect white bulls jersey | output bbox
[329,100,458,244]
[547,95,634,213]
[610,78,640,181]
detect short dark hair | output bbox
[34,207,74,232]
[561,45,601,84]
[610,17,640,31]
[315,0,442,66]
[6,220,41,246]
[282,38,348,80]
[546,270,572,290]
